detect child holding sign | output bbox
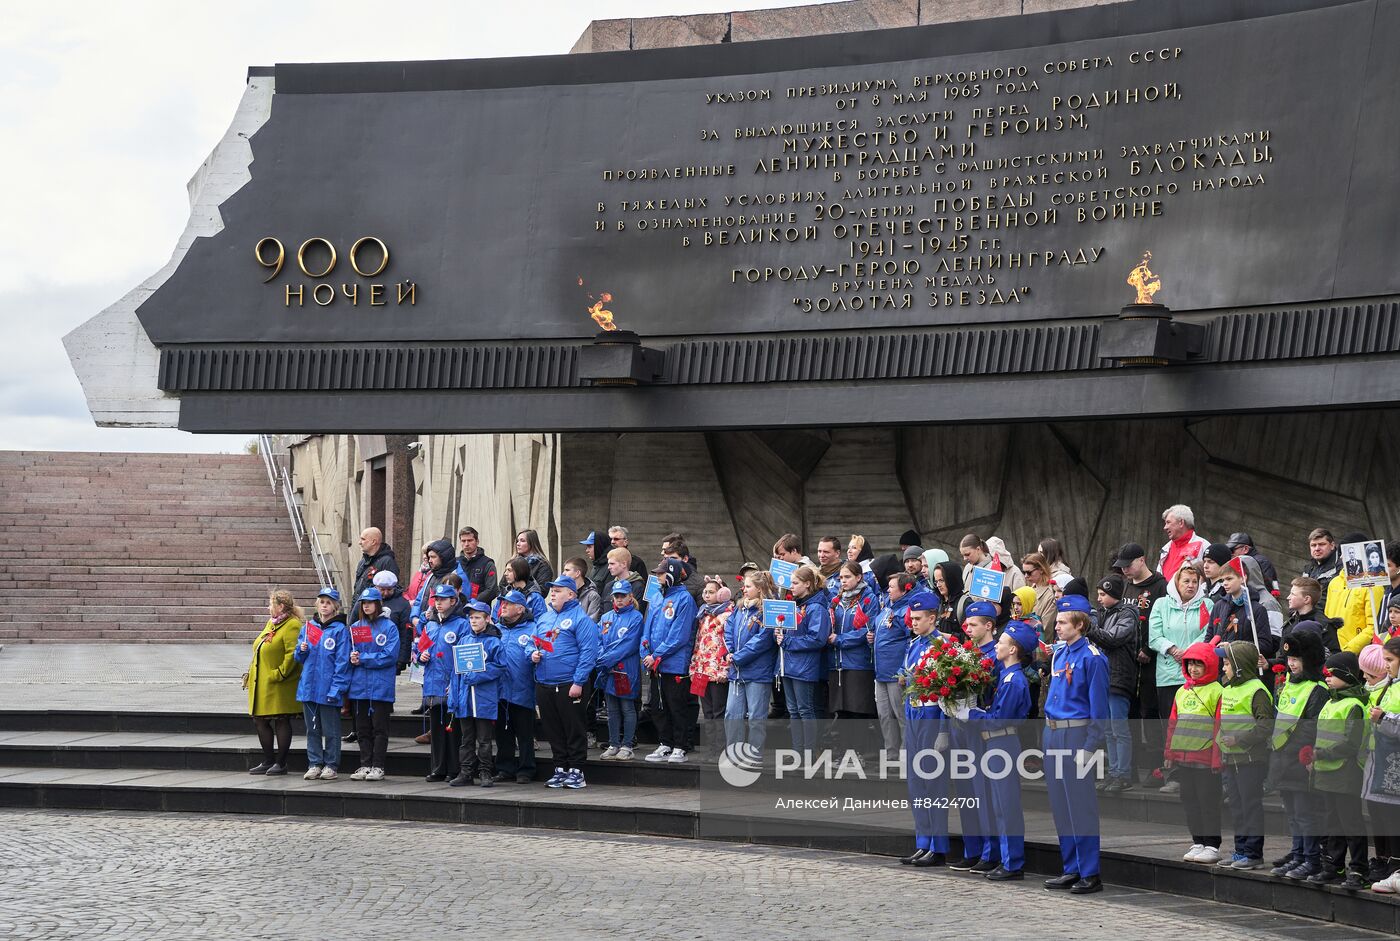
[447,600,504,787]
[347,587,399,782]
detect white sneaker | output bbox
[645,745,673,763]
[1372,872,1400,894]
[318,767,338,780]
[1182,843,1205,861]
[1193,846,1221,865]
[667,748,688,764]
[303,766,323,781]
[366,767,385,781]
[615,747,634,761]
[599,746,620,760]
[349,767,370,781]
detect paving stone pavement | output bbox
[0,810,1387,941]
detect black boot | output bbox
[912,851,945,868]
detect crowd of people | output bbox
[243,511,1400,896]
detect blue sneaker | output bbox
[564,768,587,789]
[545,767,567,788]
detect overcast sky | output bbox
[0,0,829,454]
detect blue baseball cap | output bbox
[547,575,578,591]
[432,584,459,600]
[1004,620,1041,654]
[501,589,528,607]
[610,580,635,595]
[355,587,383,603]
[905,590,940,612]
[964,600,997,620]
[464,599,491,615]
[1056,595,1092,614]
[580,531,596,546]
[316,586,340,602]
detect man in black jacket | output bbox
[1302,528,1341,609]
[1227,532,1280,596]
[353,528,399,601]
[607,526,649,581]
[1114,542,1171,788]
[581,531,610,587]
[1090,574,1141,793]
[454,526,499,606]
[372,571,413,674]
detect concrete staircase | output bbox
[0,451,323,643]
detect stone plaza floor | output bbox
[0,809,1389,941]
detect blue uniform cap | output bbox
[610,580,635,595]
[355,587,383,603]
[501,589,529,606]
[547,575,578,591]
[579,531,596,546]
[904,589,940,612]
[316,586,340,602]
[964,600,997,620]
[464,599,491,615]
[1056,595,1092,614]
[1004,620,1041,654]
[432,584,459,600]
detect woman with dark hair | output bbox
[409,539,458,630]
[931,560,968,641]
[510,529,555,588]
[498,557,547,619]
[1038,538,1073,579]
[829,561,879,719]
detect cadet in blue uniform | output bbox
[347,587,399,782]
[1042,595,1110,894]
[294,587,351,781]
[532,576,602,789]
[900,589,951,867]
[955,619,1038,880]
[447,599,504,788]
[596,580,644,760]
[642,559,700,764]
[948,600,1004,872]
[492,589,539,784]
[417,584,468,782]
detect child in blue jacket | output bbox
[493,589,539,784]
[417,584,468,782]
[447,600,504,787]
[776,566,830,756]
[725,570,778,757]
[295,587,351,780]
[347,587,399,782]
[597,580,644,760]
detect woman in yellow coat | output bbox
[245,589,304,775]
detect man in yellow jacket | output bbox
[1325,566,1383,653]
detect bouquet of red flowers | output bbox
[903,634,996,708]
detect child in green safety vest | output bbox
[1164,641,1223,865]
[1365,636,1400,894]
[1307,651,1369,888]
[1268,629,1330,881]
[1215,640,1273,870]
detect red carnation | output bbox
[980,658,994,669]
[1271,663,1286,673]
[951,666,962,677]
[939,686,951,697]
[963,639,975,650]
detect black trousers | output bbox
[1175,764,1222,848]
[1321,790,1367,871]
[252,715,292,765]
[1369,799,1400,861]
[353,700,391,768]
[426,700,459,778]
[699,681,727,721]
[536,682,590,769]
[494,700,537,777]
[654,672,698,752]
[456,716,496,777]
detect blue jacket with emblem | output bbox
[294,613,351,705]
[347,614,399,702]
[830,585,879,673]
[873,593,914,682]
[1045,635,1110,749]
[446,626,504,720]
[641,585,697,675]
[595,603,644,699]
[778,591,830,682]
[902,633,945,722]
[725,601,777,682]
[533,599,602,687]
[419,613,469,700]
[495,612,538,709]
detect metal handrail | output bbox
[258,434,341,595]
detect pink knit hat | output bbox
[1359,643,1387,677]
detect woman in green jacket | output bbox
[246,589,304,775]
